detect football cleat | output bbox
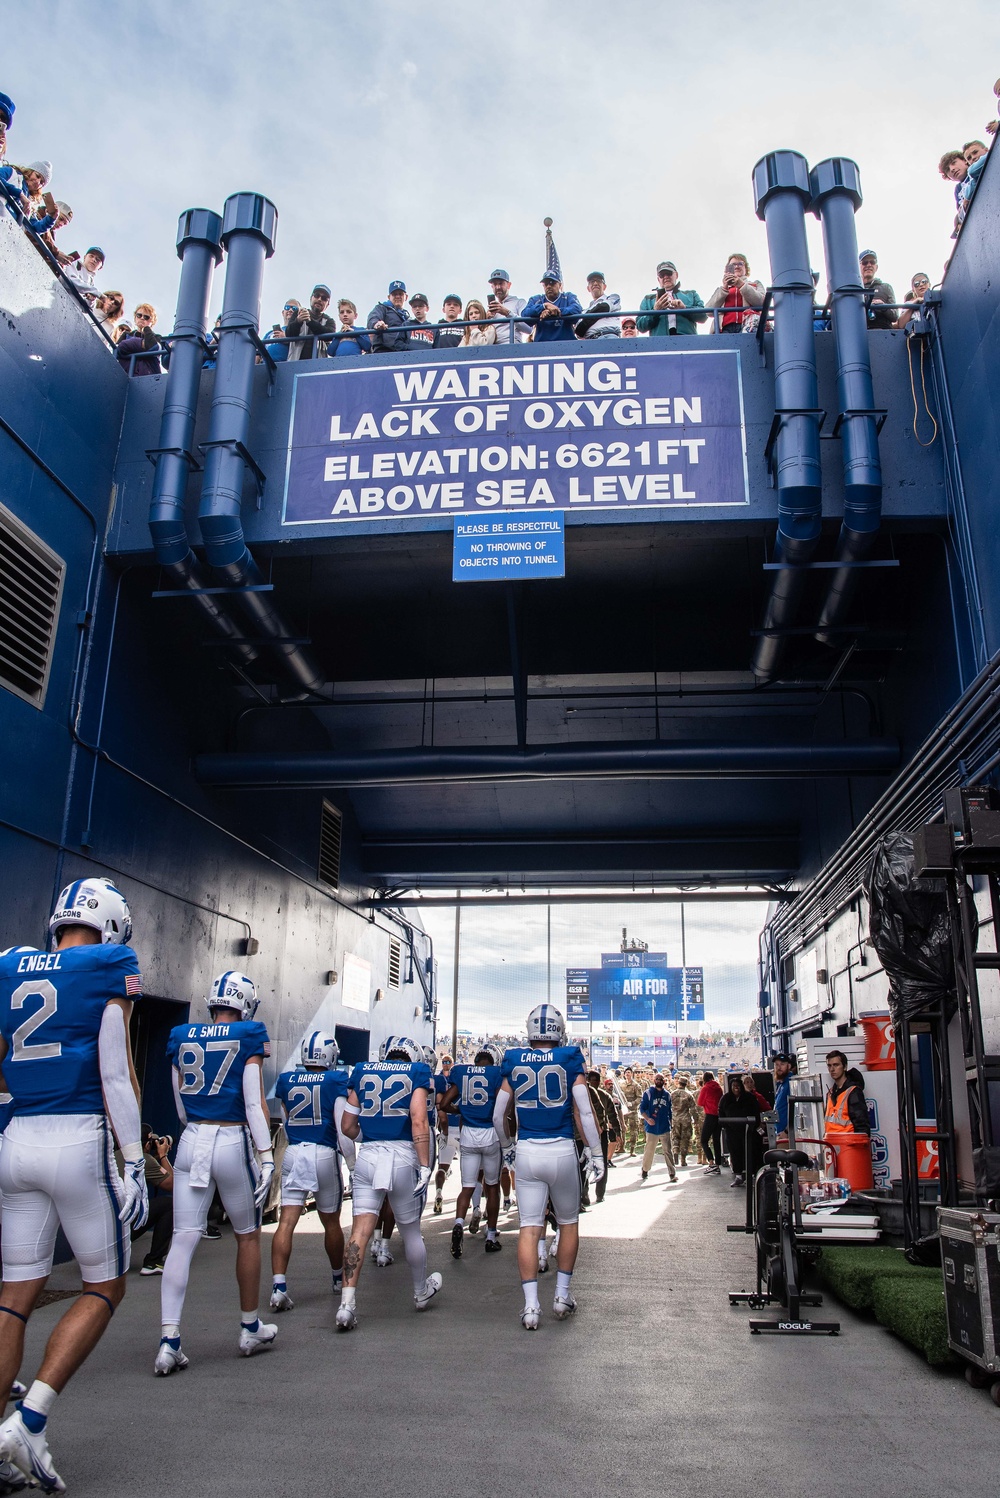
[484,1236,502,1253]
[451,1222,464,1258]
[208,970,258,1022]
[414,1272,443,1311]
[139,1260,164,1276]
[269,1287,295,1312]
[520,1305,540,1331]
[374,1241,394,1268]
[335,1303,357,1332]
[432,1193,443,1215]
[239,1321,277,1357]
[49,877,131,948]
[468,1208,482,1235]
[6,1385,27,1405]
[552,1292,577,1320]
[0,1413,63,1494]
[0,1457,27,1492]
[503,1196,512,1212]
[526,1003,566,1044]
[153,1339,189,1376]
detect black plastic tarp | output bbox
[865,830,962,1025]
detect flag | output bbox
[125,973,142,996]
[543,217,562,282]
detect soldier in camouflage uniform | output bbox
[620,1067,644,1154]
[670,1075,697,1166]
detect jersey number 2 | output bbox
[9,980,61,1062]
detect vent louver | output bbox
[318,800,342,889]
[0,504,65,708]
[388,938,402,989]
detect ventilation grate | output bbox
[0,504,65,709]
[387,937,402,989]
[318,800,342,889]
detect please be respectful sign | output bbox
[452,514,565,582]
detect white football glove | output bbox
[413,1164,432,1198]
[119,1157,149,1231]
[502,1145,516,1171]
[583,1146,605,1184]
[254,1158,275,1212]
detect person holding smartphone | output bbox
[706,253,766,333]
[637,260,707,337]
[486,269,528,343]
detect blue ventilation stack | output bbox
[197,192,325,698]
[751,151,823,683]
[809,157,883,645]
[147,209,256,664]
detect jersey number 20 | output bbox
[512,1064,568,1109]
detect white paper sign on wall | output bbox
[341,952,372,1013]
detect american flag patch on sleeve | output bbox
[125,974,142,996]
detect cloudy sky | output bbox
[6,1,996,327]
[417,897,768,1036]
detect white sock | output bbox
[487,1227,498,1241]
[556,1270,573,1298]
[340,1286,356,1308]
[160,1323,181,1341]
[272,1275,286,1288]
[241,1308,259,1329]
[21,1381,57,1432]
[454,1217,465,1228]
[522,1278,540,1311]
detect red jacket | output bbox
[697,1080,723,1116]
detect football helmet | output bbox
[301,1031,339,1069]
[207,970,258,1021]
[423,1046,438,1069]
[380,1035,422,1064]
[49,878,132,946]
[482,1041,504,1066]
[526,1004,566,1045]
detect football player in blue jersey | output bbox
[335,1036,442,1330]
[441,1043,505,1258]
[269,1032,354,1311]
[494,1005,604,1330]
[154,971,276,1375]
[0,878,148,1493]
[431,1053,455,1215]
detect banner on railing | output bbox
[281,347,749,525]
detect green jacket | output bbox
[637,288,706,337]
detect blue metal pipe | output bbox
[197,192,325,698]
[751,151,823,682]
[194,738,900,788]
[147,210,256,664]
[810,158,883,645]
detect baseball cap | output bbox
[86,246,105,264]
[388,279,406,293]
[540,272,560,283]
[409,292,428,306]
[443,293,462,306]
[586,270,605,281]
[0,92,14,129]
[656,260,677,275]
[489,268,510,281]
[858,249,878,261]
[312,283,332,297]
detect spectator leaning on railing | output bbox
[460,300,497,346]
[92,290,125,341]
[407,293,439,348]
[437,294,464,348]
[0,90,13,161]
[638,259,706,337]
[116,303,162,376]
[522,271,582,342]
[64,246,105,304]
[707,252,765,333]
[367,279,412,352]
[896,272,931,331]
[331,299,370,357]
[262,299,300,362]
[486,269,528,342]
[288,284,336,360]
[576,271,621,339]
[859,249,895,329]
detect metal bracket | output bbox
[144,444,203,472]
[831,408,889,438]
[763,408,826,484]
[198,438,267,507]
[152,583,275,598]
[755,283,815,363]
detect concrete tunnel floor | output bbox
[16,1151,998,1497]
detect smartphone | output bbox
[43,191,57,214]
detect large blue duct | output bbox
[147,209,257,666]
[197,192,325,698]
[809,158,883,645]
[751,151,823,683]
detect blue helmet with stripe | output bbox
[526,1004,566,1044]
[378,1034,422,1064]
[50,878,132,946]
[301,1031,338,1068]
[207,970,258,1021]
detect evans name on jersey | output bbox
[275,1067,350,1149]
[502,1045,586,1140]
[0,944,142,1116]
[167,1019,269,1124]
[348,1059,431,1142]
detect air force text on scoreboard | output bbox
[281,348,750,525]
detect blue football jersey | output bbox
[449,1063,503,1128]
[276,1066,350,1149]
[0,944,142,1116]
[348,1059,431,1142]
[502,1045,586,1140]
[167,1019,269,1124]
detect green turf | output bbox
[815,1245,953,1365]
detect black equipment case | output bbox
[939,1208,1000,1371]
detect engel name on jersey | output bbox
[0,944,142,1116]
[449,1063,504,1128]
[348,1058,431,1142]
[502,1045,586,1140]
[276,1066,350,1148]
[167,1019,269,1124]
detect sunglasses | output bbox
[135,312,152,321]
[283,303,297,312]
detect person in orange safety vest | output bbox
[824,1050,871,1137]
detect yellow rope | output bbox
[907,336,939,447]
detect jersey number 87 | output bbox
[177,1039,241,1095]
[512,1064,568,1108]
